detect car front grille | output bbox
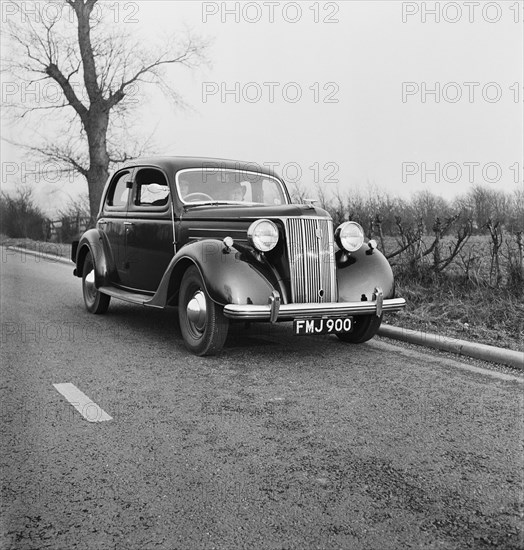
[284,218,337,303]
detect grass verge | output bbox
[0,236,72,259]
[389,274,523,353]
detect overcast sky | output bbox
[1,0,523,214]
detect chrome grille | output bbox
[285,218,337,303]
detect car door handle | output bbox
[124,222,134,226]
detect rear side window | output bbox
[107,171,131,208]
[135,168,169,207]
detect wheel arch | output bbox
[75,244,90,278]
[336,247,396,302]
[73,229,114,287]
[153,240,277,308]
[165,257,199,306]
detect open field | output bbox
[382,234,523,285]
[2,234,522,353]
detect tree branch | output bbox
[106,44,200,109]
[45,62,88,121]
[4,137,89,177]
[68,0,102,104]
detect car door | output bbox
[125,167,175,292]
[98,169,133,286]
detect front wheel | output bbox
[82,250,110,314]
[178,266,229,356]
[336,314,382,344]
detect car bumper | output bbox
[223,295,406,322]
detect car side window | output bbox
[106,171,131,208]
[135,168,170,207]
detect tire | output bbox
[178,265,229,356]
[336,314,382,344]
[82,250,110,314]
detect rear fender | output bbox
[336,246,395,301]
[152,240,278,307]
[75,229,117,288]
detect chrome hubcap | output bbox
[84,268,96,300]
[187,290,207,333]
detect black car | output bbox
[72,157,405,355]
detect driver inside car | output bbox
[227,182,246,202]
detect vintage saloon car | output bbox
[72,157,406,355]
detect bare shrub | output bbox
[54,195,92,242]
[486,219,503,286]
[0,187,46,240]
[504,232,523,293]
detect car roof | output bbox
[121,156,282,179]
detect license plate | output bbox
[293,317,353,335]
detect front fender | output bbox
[152,240,279,307]
[75,229,116,288]
[336,246,395,301]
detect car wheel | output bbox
[336,314,382,344]
[178,265,229,356]
[82,250,110,314]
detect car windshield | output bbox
[176,169,288,206]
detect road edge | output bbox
[378,324,523,370]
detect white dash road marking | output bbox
[53,383,113,422]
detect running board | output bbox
[98,286,164,309]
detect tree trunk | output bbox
[85,111,110,220]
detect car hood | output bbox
[181,203,330,220]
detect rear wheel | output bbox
[336,314,382,344]
[178,265,229,356]
[82,250,110,314]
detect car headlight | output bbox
[248,219,279,252]
[335,221,364,252]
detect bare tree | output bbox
[455,184,506,232]
[409,190,451,234]
[2,0,210,217]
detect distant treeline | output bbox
[292,184,523,236]
[1,184,522,242]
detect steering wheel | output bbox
[184,192,214,202]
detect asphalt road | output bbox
[1,249,523,550]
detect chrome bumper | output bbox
[223,288,406,322]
